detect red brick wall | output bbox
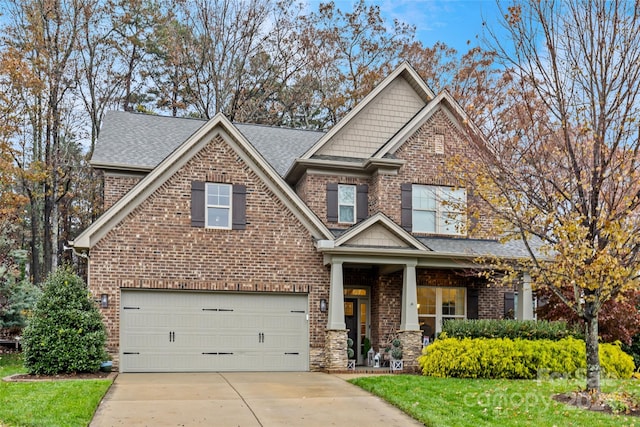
[103,174,144,210]
[294,110,494,238]
[296,173,371,230]
[89,135,330,368]
[371,271,402,352]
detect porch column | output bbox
[517,272,534,320]
[400,260,420,331]
[327,260,345,329]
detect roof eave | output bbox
[89,161,154,173]
[286,157,406,185]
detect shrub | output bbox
[0,251,40,331]
[22,268,108,374]
[442,319,581,341]
[622,333,640,369]
[418,337,634,380]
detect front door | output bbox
[344,288,370,365]
[345,298,358,362]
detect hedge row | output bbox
[442,319,581,341]
[418,337,634,380]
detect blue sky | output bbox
[330,0,505,53]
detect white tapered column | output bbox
[327,260,345,329]
[400,260,420,331]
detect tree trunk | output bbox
[585,315,600,393]
[29,197,41,285]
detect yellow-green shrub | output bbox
[418,337,634,379]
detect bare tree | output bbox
[458,0,640,393]
[2,0,86,282]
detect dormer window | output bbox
[338,185,356,224]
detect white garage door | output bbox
[120,290,309,372]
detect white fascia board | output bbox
[375,93,445,158]
[219,123,334,241]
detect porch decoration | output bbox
[390,338,403,371]
[347,338,356,370]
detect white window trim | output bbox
[338,184,356,224]
[205,183,232,229]
[412,184,466,235]
[419,287,466,335]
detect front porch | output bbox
[322,260,535,372]
[316,213,535,372]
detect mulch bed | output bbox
[6,371,114,382]
[2,347,117,382]
[553,391,640,417]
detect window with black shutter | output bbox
[191,181,246,230]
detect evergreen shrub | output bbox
[419,336,634,379]
[442,319,581,341]
[22,268,108,374]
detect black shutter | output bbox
[326,183,338,222]
[232,184,247,230]
[401,183,412,231]
[467,288,479,320]
[356,184,368,222]
[504,291,515,319]
[191,181,205,227]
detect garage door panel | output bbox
[120,291,309,372]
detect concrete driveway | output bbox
[90,372,423,426]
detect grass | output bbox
[0,353,112,427]
[350,374,640,427]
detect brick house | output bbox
[73,62,534,373]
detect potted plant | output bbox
[390,338,403,371]
[346,337,356,370]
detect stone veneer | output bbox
[397,330,423,373]
[324,329,348,371]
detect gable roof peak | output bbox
[296,61,435,163]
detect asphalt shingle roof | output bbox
[235,123,325,176]
[417,236,544,259]
[92,111,325,176]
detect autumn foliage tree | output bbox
[0,0,503,288]
[455,0,640,393]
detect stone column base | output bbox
[397,330,423,373]
[325,329,348,371]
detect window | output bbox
[327,183,368,224]
[418,287,466,339]
[412,185,465,235]
[338,185,356,223]
[206,183,232,229]
[191,181,246,229]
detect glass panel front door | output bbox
[344,288,370,365]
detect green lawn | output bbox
[350,374,640,427]
[0,353,112,427]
